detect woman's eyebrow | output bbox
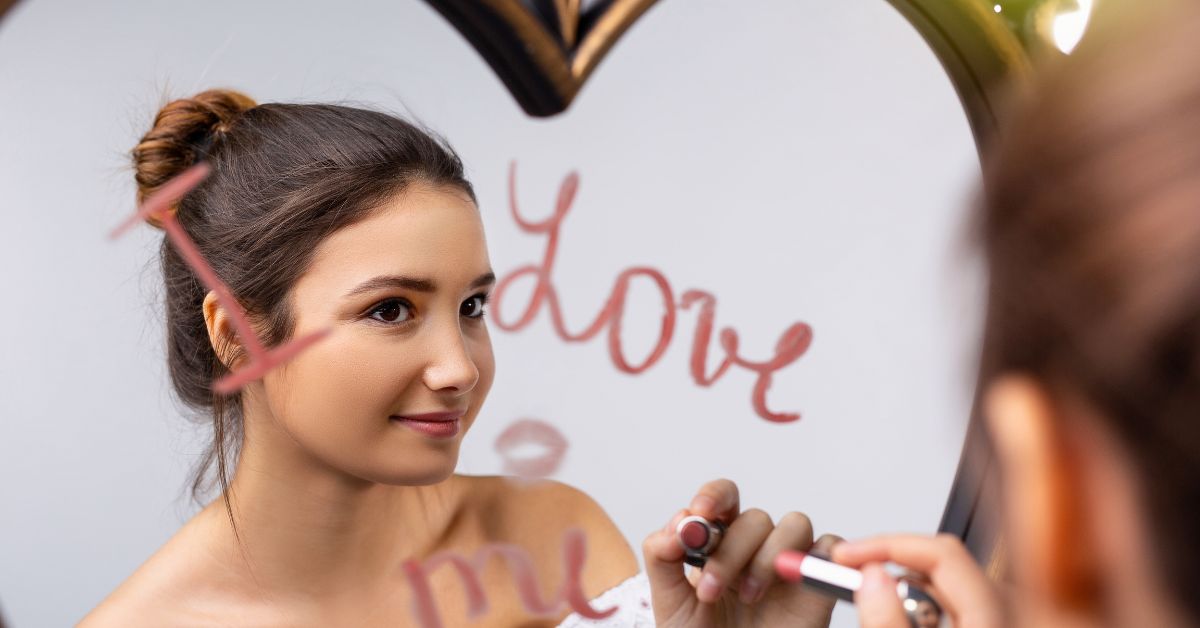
[344,271,496,298]
[471,271,497,289]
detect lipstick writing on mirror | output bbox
[675,515,726,568]
[774,551,944,625]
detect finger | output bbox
[771,531,842,623]
[648,506,700,595]
[737,511,814,605]
[833,533,997,623]
[832,533,969,572]
[663,508,690,535]
[811,532,843,556]
[642,525,695,618]
[856,564,910,628]
[688,478,740,524]
[695,507,772,603]
[686,563,702,587]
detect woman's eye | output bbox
[369,299,413,324]
[462,294,489,319]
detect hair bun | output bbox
[131,88,257,227]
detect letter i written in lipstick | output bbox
[675,515,726,568]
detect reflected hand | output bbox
[642,478,838,628]
[832,533,1003,628]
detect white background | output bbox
[0,0,982,625]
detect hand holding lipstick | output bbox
[831,534,1002,628]
[641,478,841,628]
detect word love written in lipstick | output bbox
[402,527,615,627]
[492,162,815,423]
[109,163,330,394]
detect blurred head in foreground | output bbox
[978,0,1200,625]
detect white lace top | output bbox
[556,572,656,627]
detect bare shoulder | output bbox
[78,535,198,627]
[458,475,640,597]
[77,510,279,627]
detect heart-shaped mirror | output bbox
[0,1,1080,625]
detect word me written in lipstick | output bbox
[401,527,615,627]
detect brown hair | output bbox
[131,89,476,542]
[978,0,1200,619]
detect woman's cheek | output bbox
[318,333,412,415]
[272,333,395,427]
[469,327,496,411]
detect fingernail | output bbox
[738,576,763,605]
[697,572,722,603]
[690,495,716,515]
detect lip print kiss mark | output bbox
[494,418,569,479]
[110,163,331,394]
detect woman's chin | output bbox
[368,457,461,487]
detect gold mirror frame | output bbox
[403,0,1045,576]
[418,0,1049,577]
[421,0,1034,143]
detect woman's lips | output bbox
[494,419,569,479]
[393,410,465,422]
[390,410,465,439]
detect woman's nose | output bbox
[422,324,480,395]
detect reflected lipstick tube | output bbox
[675,514,726,568]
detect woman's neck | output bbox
[196,415,471,605]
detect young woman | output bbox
[80,90,839,627]
[836,1,1200,626]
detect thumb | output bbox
[856,563,910,628]
[641,516,696,620]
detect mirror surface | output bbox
[0,1,982,625]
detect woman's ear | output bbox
[983,375,1100,613]
[201,291,243,369]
